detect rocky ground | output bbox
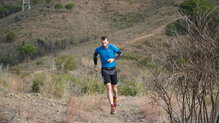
[0,88,166,123]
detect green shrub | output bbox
[4,5,21,14]
[122,52,136,60]
[54,3,63,9]
[179,0,213,20]
[165,23,178,36]
[32,0,43,5]
[77,77,105,94]
[0,5,21,19]
[0,56,12,66]
[18,44,37,55]
[165,19,187,36]
[55,55,76,72]
[36,61,43,65]
[0,7,9,18]
[6,31,16,42]
[45,0,52,3]
[15,16,22,22]
[52,73,105,95]
[138,57,157,69]
[138,57,150,67]
[31,74,46,92]
[65,3,75,10]
[18,44,37,62]
[51,74,68,97]
[119,81,144,96]
[30,72,105,98]
[176,57,188,67]
[14,66,21,75]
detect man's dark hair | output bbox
[101,36,107,41]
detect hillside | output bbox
[0,0,183,64]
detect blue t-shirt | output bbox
[95,44,120,68]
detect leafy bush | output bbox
[18,44,37,55]
[179,0,213,19]
[54,3,63,9]
[0,7,9,18]
[30,72,105,98]
[51,74,104,96]
[6,31,16,42]
[32,0,43,5]
[55,55,77,72]
[179,0,218,37]
[45,0,52,3]
[31,74,46,92]
[165,19,187,36]
[0,56,12,66]
[65,3,75,10]
[165,23,178,36]
[0,5,21,18]
[119,81,144,96]
[15,16,22,22]
[4,5,21,14]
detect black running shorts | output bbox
[101,67,118,85]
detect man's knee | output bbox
[112,85,117,88]
[105,83,112,89]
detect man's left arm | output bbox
[108,45,124,63]
[114,51,123,60]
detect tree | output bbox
[18,44,37,62]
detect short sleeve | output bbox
[95,48,99,54]
[111,45,120,53]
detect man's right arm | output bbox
[93,52,98,67]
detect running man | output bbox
[93,36,123,115]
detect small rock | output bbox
[127,119,131,122]
[140,119,145,122]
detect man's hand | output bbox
[94,65,100,72]
[107,58,115,63]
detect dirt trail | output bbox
[95,96,145,123]
[125,17,182,46]
[0,89,146,123]
[125,26,165,45]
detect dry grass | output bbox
[135,97,168,123]
[66,94,104,123]
[0,65,25,92]
[66,94,79,123]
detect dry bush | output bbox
[66,94,80,123]
[149,7,219,123]
[66,94,104,123]
[0,65,24,92]
[135,97,167,123]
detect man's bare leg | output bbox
[112,84,118,107]
[105,83,116,114]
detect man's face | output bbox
[101,39,109,48]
